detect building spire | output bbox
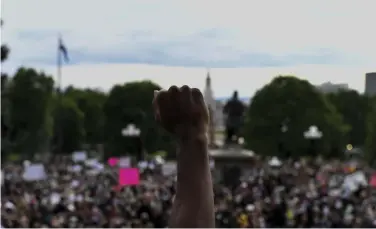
[206,69,211,87]
[204,68,215,147]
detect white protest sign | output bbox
[72,151,87,162]
[94,163,104,171]
[23,160,31,167]
[162,162,177,176]
[71,180,80,188]
[50,193,61,205]
[119,157,131,168]
[71,165,82,172]
[155,155,165,165]
[85,158,98,167]
[22,164,47,181]
[269,157,282,167]
[342,171,367,192]
[138,161,148,169]
[352,171,367,186]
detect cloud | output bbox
[2,0,376,72]
[1,1,374,97]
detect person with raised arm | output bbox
[153,85,215,228]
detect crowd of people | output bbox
[1,153,376,228]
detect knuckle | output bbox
[191,88,202,96]
[180,85,190,92]
[168,85,179,93]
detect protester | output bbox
[2,154,376,228]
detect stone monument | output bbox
[223,90,245,146]
[204,70,216,147]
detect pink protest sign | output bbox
[119,168,140,186]
[108,157,119,167]
[370,174,376,187]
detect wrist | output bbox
[177,132,208,145]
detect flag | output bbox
[58,37,69,62]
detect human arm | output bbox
[169,136,214,228]
[153,86,215,228]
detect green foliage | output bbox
[244,76,349,158]
[1,20,10,63]
[7,68,55,155]
[64,87,106,146]
[103,81,174,157]
[365,96,376,163]
[327,90,371,147]
[53,96,85,153]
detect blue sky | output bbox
[1,0,375,97]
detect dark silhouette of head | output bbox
[232,91,238,99]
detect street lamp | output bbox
[279,122,288,158]
[121,124,143,161]
[281,124,288,133]
[304,125,323,140]
[121,124,141,137]
[304,125,323,158]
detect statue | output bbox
[223,91,245,145]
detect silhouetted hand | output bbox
[153,85,209,140]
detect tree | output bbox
[1,19,10,63]
[244,76,349,158]
[7,68,55,156]
[327,90,371,147]
[104,81,173,158]
[1,45,10,62]
[53,96,85,153]
[365,96,376,164]
[1,19,11,155]
[64,87,107,147]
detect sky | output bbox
[1,0,375,97]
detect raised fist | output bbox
[153,85,209,139]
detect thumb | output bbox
[154,90,159,98]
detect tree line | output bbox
[1,22,375,162]
[2,67,375,162]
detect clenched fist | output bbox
[153,85,209,140]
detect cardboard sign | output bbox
[108,157,119,167]
[72,151,87,162]
[22,164,47,181]
[119,157,131,168]
[119,168,140,186]
[162,162,177,176]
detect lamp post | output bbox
[121,124,143,161]
[279,120,289,158]
[304,125,323,158]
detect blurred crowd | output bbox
[1,154,376,228]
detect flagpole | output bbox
[57,34,62,91]
[57,34,62,154]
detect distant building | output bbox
[316,82,349,93]
[365,72,376,96]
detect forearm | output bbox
[169,136,215,228]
